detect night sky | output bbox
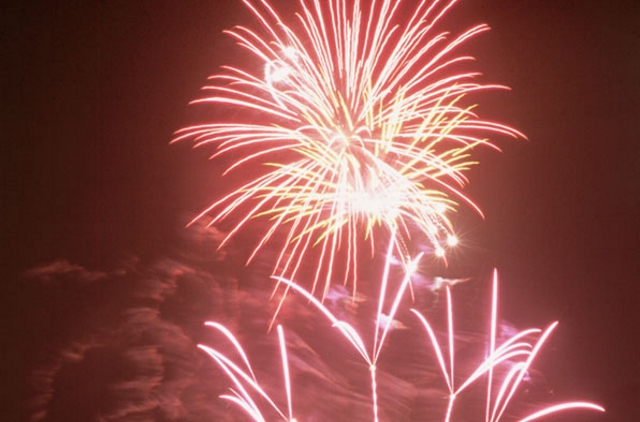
[3,1,639,421]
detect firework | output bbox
[174,0,524,297]
[199,270,604,422]
[175,1,604,420]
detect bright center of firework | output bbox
[339,183,404,221]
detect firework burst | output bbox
[174,0,524,297]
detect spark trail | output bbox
[199,270,605,422]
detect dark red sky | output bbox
[3,0,639,420]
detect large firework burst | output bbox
[174,0,524,297]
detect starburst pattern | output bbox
[174,0,524,297]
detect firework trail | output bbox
[199,270,605,422]
[174,0,524,298]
